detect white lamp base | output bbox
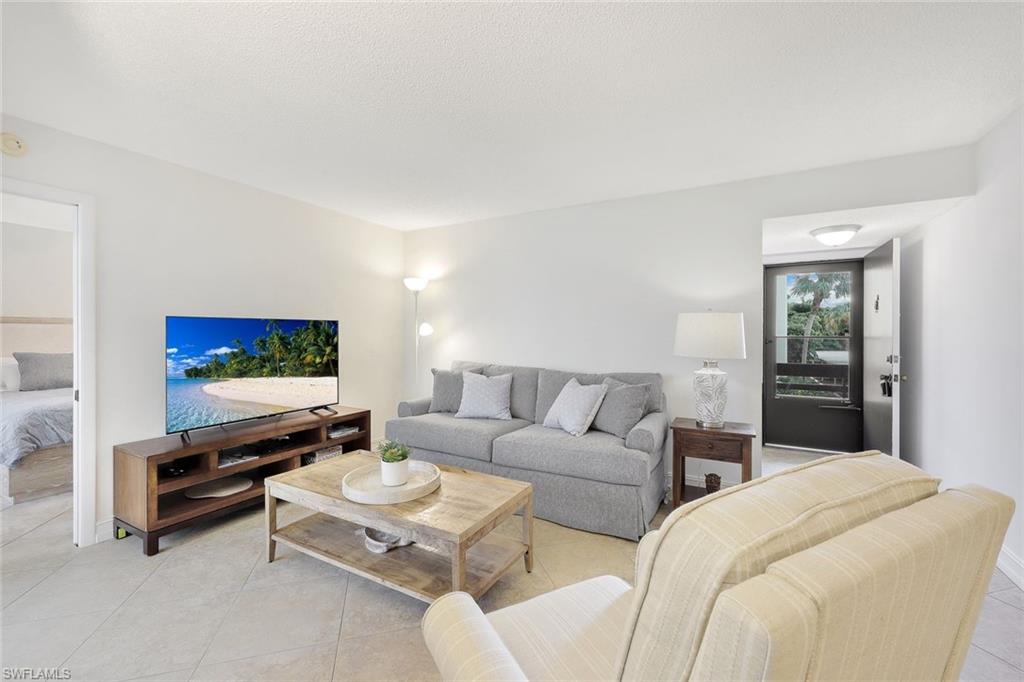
[694,360,727,429]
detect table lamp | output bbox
[674,312,746,428]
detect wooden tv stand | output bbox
[113,405,370,555]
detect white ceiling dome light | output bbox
[811,224,861,247]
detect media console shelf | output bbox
[114,405,370,555]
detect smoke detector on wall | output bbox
[1,133,27,157]
[810,223,861,247]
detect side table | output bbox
[670,417,756,508]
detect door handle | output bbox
[819,404,863,412]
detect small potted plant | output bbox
[378,439,411,487]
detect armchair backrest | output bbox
[691,485,1014,680]
[617,452,940,681]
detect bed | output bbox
[0,386,74,507]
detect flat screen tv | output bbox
[165,316,339,434]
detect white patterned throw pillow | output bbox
[455,372,513,420]
[543,378,608,436]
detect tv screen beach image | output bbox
[166,317,339,433]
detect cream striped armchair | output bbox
[422,452,1014,681]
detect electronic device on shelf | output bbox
[328,425,360,439]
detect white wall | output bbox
[901,109,1024,585]
[1,221,74,355]
[2,116,405,533]
[403,144,976,487]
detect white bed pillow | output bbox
[455,372,513,420]
[1,357,20,391]
[543,378,608,436]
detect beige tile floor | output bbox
[763,444,833,476]
[1,492,1021,681]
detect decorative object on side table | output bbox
[378,439,411,486]
[704,473,721,494]
[670,417,755,508]
[673,312,747,428]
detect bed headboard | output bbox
[0,316,73,359]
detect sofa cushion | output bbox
[456,372,513,420]
[385,413,530,462]
[493,424,657,485]
[428,367,480,413]
[536,369,661,423]
[542,378,608,436]
[452,361,541,422]
[617,452,941,682]
[593,378,650,439]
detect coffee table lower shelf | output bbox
[272,512,527,603]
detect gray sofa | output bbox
[385,361,667,540]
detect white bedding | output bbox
[0,388,73,467]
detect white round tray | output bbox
[342,461,441,505]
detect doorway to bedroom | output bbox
[0,184,94,549]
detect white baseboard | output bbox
[93,518,113,545]
[997,545,1024,589]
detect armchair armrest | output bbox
[398,396,432,417]
[626,411,668,455]
[422,592,528,682]
[635,529,661,585]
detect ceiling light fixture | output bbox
[811,224,861,247]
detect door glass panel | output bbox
[773,271,853,401]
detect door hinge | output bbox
[74,389,79,402]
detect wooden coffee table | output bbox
[264,451,534,603]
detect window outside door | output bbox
[764,261,864,452]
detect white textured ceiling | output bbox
[762,198,966,257]
[3,2,1021,230]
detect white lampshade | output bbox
[418,322,434,337]
[674,312,747,360]
[403,277,429,292]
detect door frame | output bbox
[762,258,865,451]
[4,177,97,547]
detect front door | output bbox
[863,239,901,457]
[764,261,864,452]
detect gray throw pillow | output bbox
[543,377,608,436]
[455,372,513,420]
[13,352,73,391]
[429,368,480,413]
[593,378,650,439]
